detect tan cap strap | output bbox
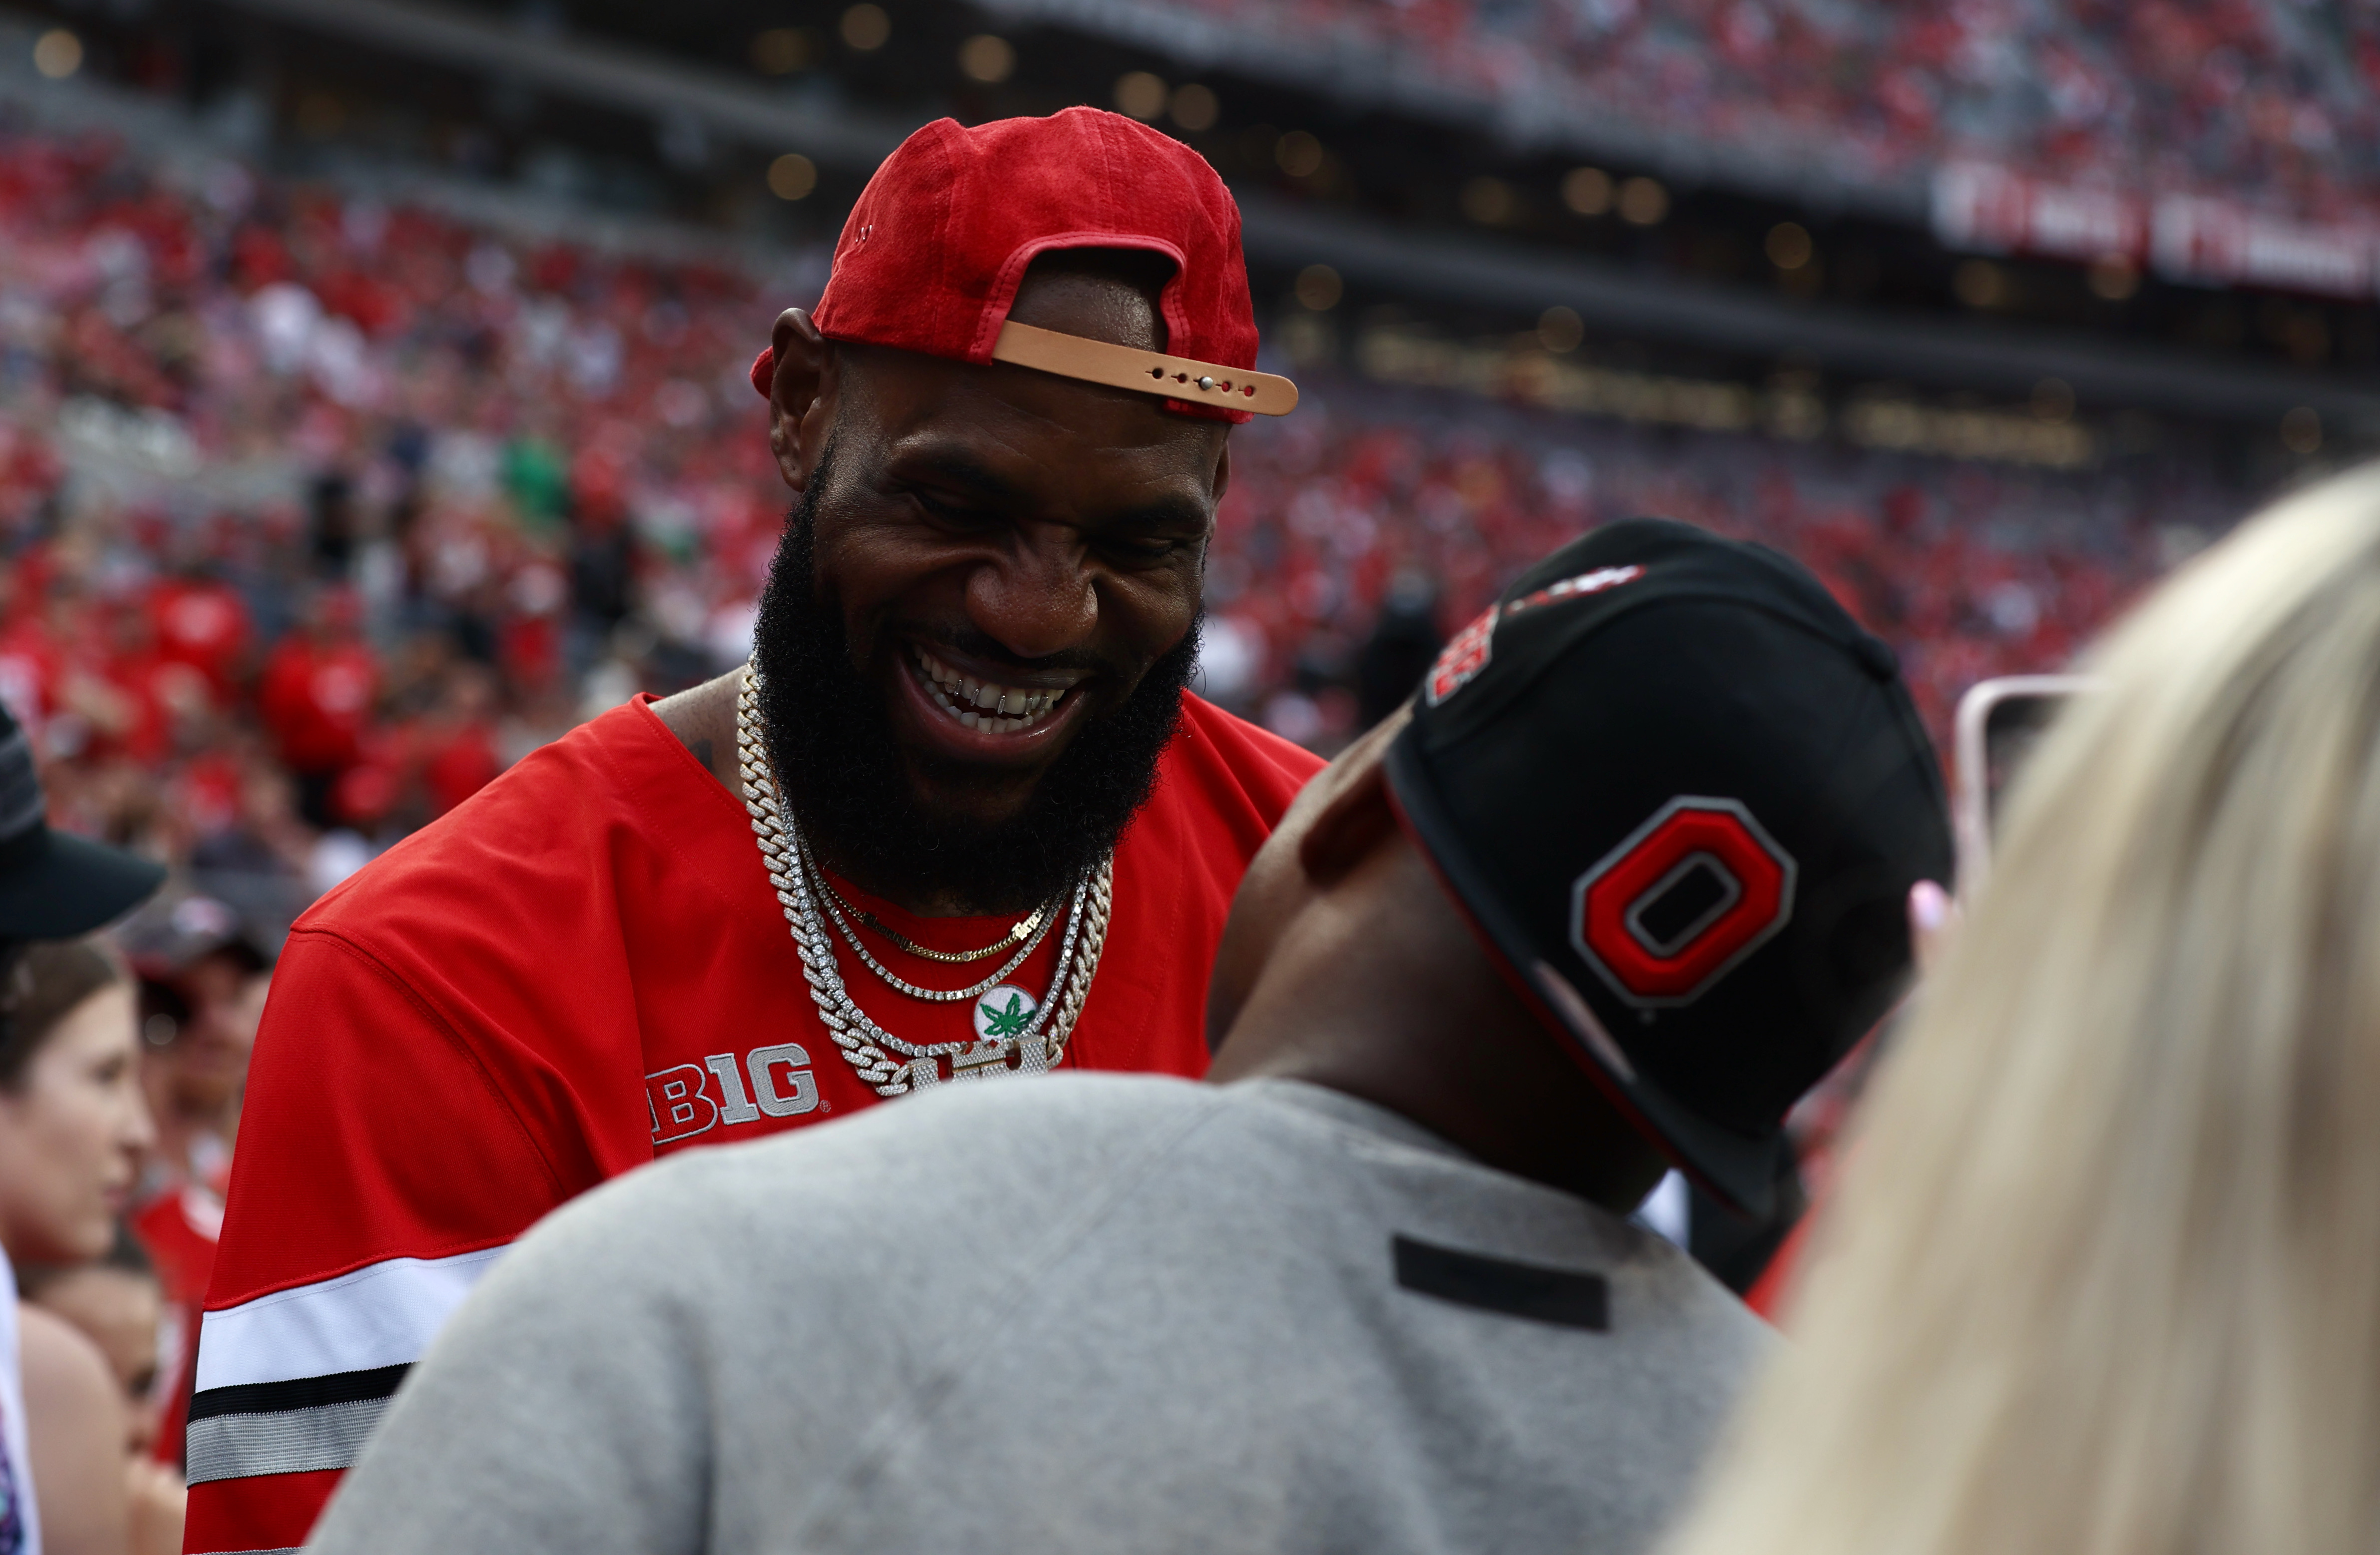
[991,321,1299,417]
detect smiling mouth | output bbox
[908,644,1083,734]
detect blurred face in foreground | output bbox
[0,984,154,1264]
[755,253,1231,912]
[32,1263,164,1452]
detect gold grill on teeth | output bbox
[912,646,1068,730]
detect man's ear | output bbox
[768,308,832,493]
[1298,759,1399,887]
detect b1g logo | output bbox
[1570,797,1796,1009]
[646,1043,820,1146]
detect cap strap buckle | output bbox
[991,321,1298,417]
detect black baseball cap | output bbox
[1384,517,1952,1217]
[0,703,166,940]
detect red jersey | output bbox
[148,579,251,700]
[255,636,377,775]
[185,693,1318,1553]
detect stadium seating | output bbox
[1184,0,2380,222]
[0,126,2155,908]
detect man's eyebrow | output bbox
[887,448,1030,507]
[889,446,1213,533]
[1107,495,1213,534]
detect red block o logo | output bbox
[1571,797,1797,1009]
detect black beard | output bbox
[750,442,1199,916]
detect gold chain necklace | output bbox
[813,874,1048,964]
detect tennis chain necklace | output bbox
[800,826,1060,1002]
[816,875,1044,964]
[735,664,1113,1096]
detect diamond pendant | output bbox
[904,1035,1051,1088]
[903,986,1049,1089]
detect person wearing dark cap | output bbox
[191,109,1320,1551]
[304,519,1952,1555]
[0,704,165,950]
[114,894,272,1472]
[0,700,167,1555]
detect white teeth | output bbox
[910,645,1069,735]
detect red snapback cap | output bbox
[749,107,1294,422]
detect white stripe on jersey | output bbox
[196,1246,510,1391]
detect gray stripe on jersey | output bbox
[185,1396,391,1485]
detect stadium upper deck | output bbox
[15,0,2380,422]
[1009,0,2380,221]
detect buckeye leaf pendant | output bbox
[904,986,1050,1090]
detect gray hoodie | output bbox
[309,1072,1769,1555]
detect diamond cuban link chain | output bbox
[736,664,1113,1096]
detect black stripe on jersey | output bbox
[188,1362,412,1422]
[1392,1235,1609,1331]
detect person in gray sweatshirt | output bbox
[303,518,1952,1555]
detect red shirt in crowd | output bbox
[148,579,252,701]
[255,634,377,775]
[186,693,1319,1553]
[130,1183,223,1472]
[416,717,500,818]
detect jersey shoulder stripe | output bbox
[188,1248,508,1487]
[197,1245,509,1392]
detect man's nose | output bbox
[966,531,1098,661]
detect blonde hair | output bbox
[1663,462,2380,1555]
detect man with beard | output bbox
[301,520,1954,1555]
[185,108,1320,1555]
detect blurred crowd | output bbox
[1207,407,2165,752]
[0,127,788,942]
[0,129,2166,946]
[0,78,2338,1555]
[1201,0,2380,220]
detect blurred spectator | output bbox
[415,664,501,819]
[256,587,376,828]
[117,892,270,1470]
[1353,570,1443,728]
[1663,465,2380,1555]
[0,940,154,1292]
[20,1232,185,1555]
[147,568,252,708]
[22,1229,165,1453]
[0,941,157,1555]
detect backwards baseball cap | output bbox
[0,702,164,940]
[749,108,1295,423]
[1385,518,1952,1217]
[116,892,270,982]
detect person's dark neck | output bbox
[806,843,1010,920]
[1204,886,1666,1217]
